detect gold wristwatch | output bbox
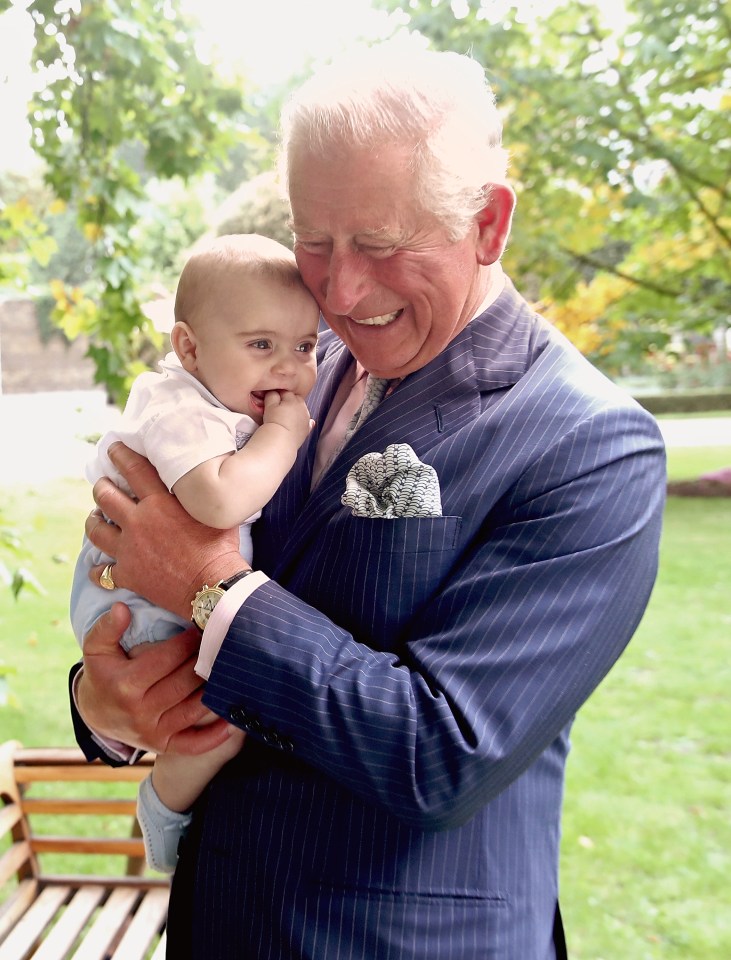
[191,570,253,631]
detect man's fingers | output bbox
[108,442,168,500]
[82,603,132,657]
[90,478,132,539]
[149,653,208,718]
[85,502,120,560]
[144,626,202,676]
[125,629,204,696]
[166,715,234,756]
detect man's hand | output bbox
[80,442,246,753]
[86,443,245,619]
[77,603,232,755]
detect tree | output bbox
[376,0,731,377]
[4,0,247,403]
[0,173,56,293]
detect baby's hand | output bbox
[263,390,314,448]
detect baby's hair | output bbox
[174,234,309,328]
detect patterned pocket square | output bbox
[342,443,442,518]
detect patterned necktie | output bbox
[341,375,391,447]
[313,373,392,488]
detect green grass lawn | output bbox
[561,495,731,958]
[665,446,730,483]
[0,478,90,740]
[1,442,730,956]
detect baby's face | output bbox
[192,276,319,421]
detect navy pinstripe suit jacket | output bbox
[168,281,666,958]
[72,280,666,958]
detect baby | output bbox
[71,233,319,871]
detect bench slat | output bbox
[0,882,39,946]
[14,767,147,786]
[29,838,145,859]
[0,806,22,838]
[0,843,33,887]
[11,751,154,771]
[109,888,168,960]
[68,888,140,960]
[20,799,136,818]
[40,876,167,892]
[149,931,167,960]
[0,885,70,960]
[30,886,106,960]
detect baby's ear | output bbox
[171,321,198,372]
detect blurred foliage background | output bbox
[0,0,728,404]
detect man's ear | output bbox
[475,183,516,266]
[170,321,198,372]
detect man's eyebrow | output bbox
[356,226,396,241]
[355,234,400,246]
[290,226,401,243]
[288,218,317,234]
[290,225,327,238]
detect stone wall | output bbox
[0,298,97,393]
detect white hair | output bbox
[278,39,510,239]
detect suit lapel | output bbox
[263,281,533,578]
[268,333,482,576]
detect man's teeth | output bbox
[353,310,401,327]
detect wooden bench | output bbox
[0,741,169,960]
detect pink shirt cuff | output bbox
[194,570,269,680]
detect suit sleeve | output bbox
[202,404,666,829]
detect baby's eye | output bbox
[296,342,316,354]
[250,339,272,350]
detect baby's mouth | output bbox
[350,309,403,327]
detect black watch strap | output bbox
[219,570,254,590]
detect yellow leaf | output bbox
[49,278,67,302]
[83,222,102,242]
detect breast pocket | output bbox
[288,515,462,651]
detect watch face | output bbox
[192,586,225,628]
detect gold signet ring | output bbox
[99,563,117,590]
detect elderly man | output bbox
[70,41,666,959]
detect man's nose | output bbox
[324,249,370,316]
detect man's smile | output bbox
[349,309,403,327]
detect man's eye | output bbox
[296,240,329,254]
[361,245,396,259]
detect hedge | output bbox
[633,390,731,415]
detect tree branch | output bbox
[559,247,684,298]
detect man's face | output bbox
[289,142,507,380]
